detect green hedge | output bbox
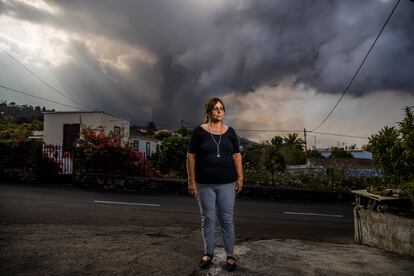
[0,139,61,182]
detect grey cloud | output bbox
[1,0,413,126]
[48,40,156,122]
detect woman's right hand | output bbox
[188,180,197,197]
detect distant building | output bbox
[130,135,161,158]
[314,148,372,160]
[155,129,172,135]
[349,150,372,159]
[307,158,381,177]
[28,130,44,141]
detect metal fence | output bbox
[42,144,73,174]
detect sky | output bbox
[0,0,413,148]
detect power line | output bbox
[0,84,83,110]
[0,85,373,140]
[99,118,373,140]
[236,129,302,133]
[1,48,92,111]
[311,0,401,132]
[236,128,368,139]
[309,131,369,140]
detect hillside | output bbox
[0,101,49,140]
[0,101,55,122]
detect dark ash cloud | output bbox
[1,0,413,126]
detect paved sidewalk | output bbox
[1,223,413,275]
[201,239,414,275]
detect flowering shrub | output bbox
[73,127,155,177]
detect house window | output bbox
[146,142,151,157]
[114,126,121,135]
[133,140,139,151]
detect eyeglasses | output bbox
[212,107,225,112]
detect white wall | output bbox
[43,112,130,145]
[98,113,130,144]
[131,137,160,157]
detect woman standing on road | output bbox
[187,97,243,272]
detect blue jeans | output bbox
[196,182,236,255]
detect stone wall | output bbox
[354,208,414,256]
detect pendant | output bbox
[217,154,220,158]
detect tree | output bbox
[367,126,403,181]
[398,106,414,176]
[268,134,308,166]
[330,147,353,159]
[154,131,172,140]
[242,143,271,170]
[271,135,284,149]
[265,146,286,184]
[157,135,189,177]
[283,133,305,150]
[243,142,286,184]
[176,127,190,137]
[307,150,323,158]
[348,144,357,150]
[146,121,156,132]
[0,116,43,140]
[279,145,306,165]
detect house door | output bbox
[63,124,80,151]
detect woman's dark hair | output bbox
[204,97,225,123]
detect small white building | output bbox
[43,111,130,149]
[130,135,161,158]
[28,130,44,141]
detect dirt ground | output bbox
[1,223,413,276]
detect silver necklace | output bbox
[208,123,222,158]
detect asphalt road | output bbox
[0,182,354,243]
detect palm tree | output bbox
[283,133,305,150]
[368,126,402,180]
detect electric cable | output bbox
[311,0,401,132]
[0,84,83,110]
[1,48,92,110]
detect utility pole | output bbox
[303,128,307,151]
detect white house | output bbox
[28,130,44,141]
[43,111,130,150]
[130,135,161,158]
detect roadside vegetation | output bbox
[1,101,412,203]
[367,106,414,203]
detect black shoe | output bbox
[225,256,237,272]
[199,253,213,269]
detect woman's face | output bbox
[210,101,225,122]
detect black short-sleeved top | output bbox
[188,126,240,184]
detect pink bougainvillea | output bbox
[74,126,157,177]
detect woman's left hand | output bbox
[235,177,243,194]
